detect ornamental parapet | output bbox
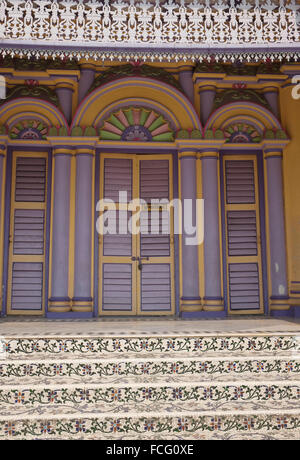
[0,1,299,62]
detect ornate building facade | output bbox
[0,0,299,319]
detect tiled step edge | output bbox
[1,411,299,440]
[0,356,299,383]
[2,335,300,359]
[0,381,298,417]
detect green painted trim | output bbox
[152,132,174,142]
[100,130,122,140]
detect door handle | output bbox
[131,257,149,270]
[137,257,149,271]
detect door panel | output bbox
[99,154,175,316]
[141,264,172,312]
[223,156,264,314]
[102,263,133,312]
[7,153,48,315]
[104,158,133,202]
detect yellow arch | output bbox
[206,102,282,131]
[0,98,68,129]
[72,77,201,131]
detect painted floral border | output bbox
[1,358,299,381]
[2,336,299,357]
[1,414,300,440]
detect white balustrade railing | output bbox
[0,1,299,61]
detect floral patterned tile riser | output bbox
[0,383,299,417]
[1,415,300,440]
[2,336,300,359]
[0,358,299,385]
[1,329,299,440]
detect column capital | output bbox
[178,151,198,160]
[75,146,96,157]
[55,80,75,92]
[48,137,98,152]
[262,139,289,158]
[178,64,194,73]
[176,140,224,157]
[198,83,217,93]
[52,147,74,157]
[80,63,96,72]
[176,139,202,156]
[262,85,279,94]
[199,148,220,160]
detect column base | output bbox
[180,297,202,312]
[202,297,224,311]
[270,306,300,319]
[72,298,93,313]
[48,298,72,313]
[289,297,300,307]
[181,311,226,319]
[47,312,94,319]
[269,296,290,311]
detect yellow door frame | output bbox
[98,153,175,316]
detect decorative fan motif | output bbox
[100,108,174,142]
[224,124,261,144]
[10,120,49,140]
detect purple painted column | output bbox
[179,151,201,311]
[199,85,216,127]
[49,148,72,313]
[179,66,195,105]
[0,142,6,313]
[78,64,95,104]
[72,148,95,312]
[263,87,280,119]
[201,150,224,311]
[264,148,289,311]
[56,82,74,125]
[0,144,6,218]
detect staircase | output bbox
[0,325,299,440]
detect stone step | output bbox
[1,411,299,440]
[2,334,299,360]
[0,356,299,385]
[0,381,298,418]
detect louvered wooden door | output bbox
[223,156,264,314]
[7,153,48,315]
[99,154,175,316]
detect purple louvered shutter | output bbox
[141,264,172,312]
[104,158,132,202]
[10,157,47,312]
[11,262,43,311]
[225,160,255,204]
[101,159,134,312]
[225,159,262,311]
[140,160,172,312]
[102,264,132,312]
[15,157,46,202]
[228,263,260,310]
